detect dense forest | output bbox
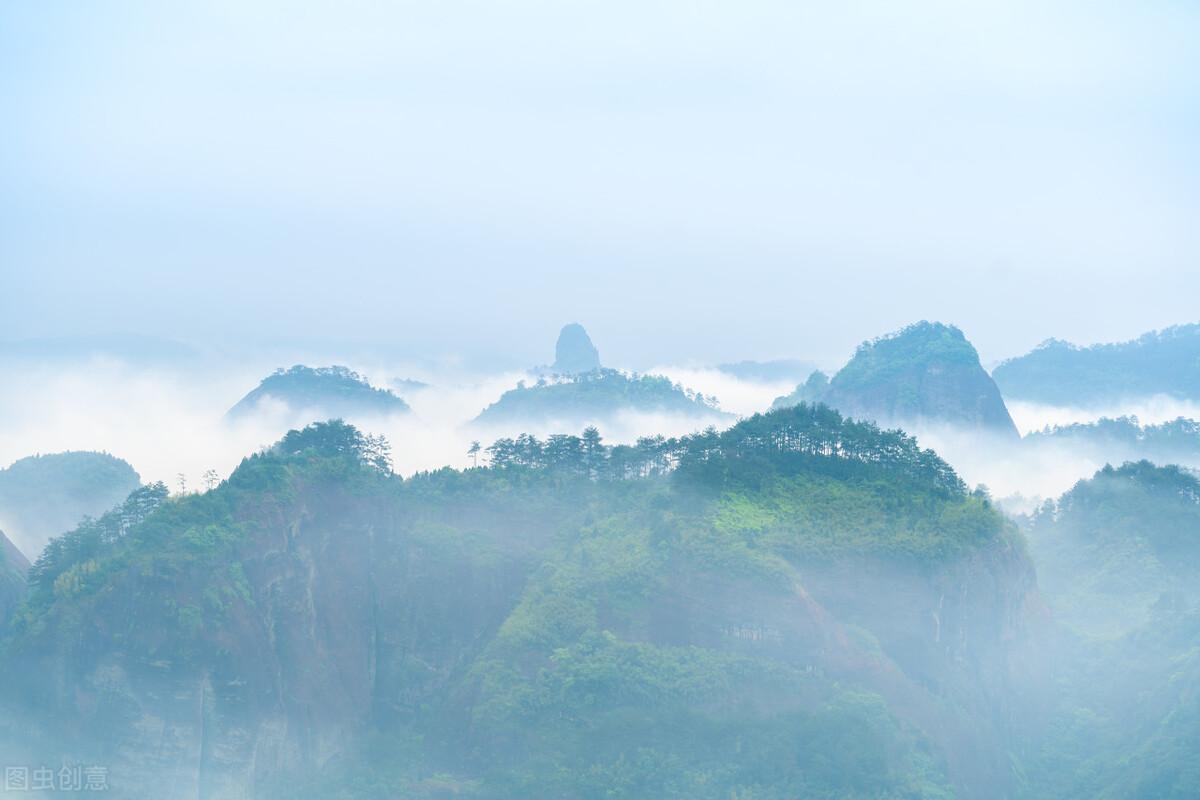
[1,409,1034,799]
[993,324,1200,406]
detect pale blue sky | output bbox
[2,0,1198,368]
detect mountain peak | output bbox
[775,321,1018,437]
[552,323,601,374]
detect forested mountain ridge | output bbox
[0,450,140,560]
[474,368,728,426]
[227,365,410,420]
[993,323,1200,406]
[774,322,1019,438]
[1020,462,1200,798]
[0,409,1041,799]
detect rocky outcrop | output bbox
[551,323,601,374]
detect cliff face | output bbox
[776,322,1019,438]
[0,420,1044,799]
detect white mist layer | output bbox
[5,358,1199,539]
[645,365,795,418]
[1008,395,1200,435]
[0,361,747,494]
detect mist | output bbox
[3,1,1200,796]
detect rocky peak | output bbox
[552,323,601,374]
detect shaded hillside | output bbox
[774,322,1019,438]
[1020,462,1200,799]
[0,451,140,559]
[993,323,1200,406]
[475,368,728,427]
[227,365,410,419]
[1,410,1041,799]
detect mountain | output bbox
[1020,462,1200,798]
[0,451,141,559]
[1026,461,1200,639]
[227,365,410,420]
[0,529,29,631]
[1025,416,1200,470]
[993,323,1200,406]
[773,322,1019,438]
[552,323,601,374]
[0,411,1042,799]
[474,369,729,427]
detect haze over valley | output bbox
[3,2,1199,797]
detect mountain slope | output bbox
[227,365,410,420]
[0,412,1040,799]
[1021,462,1200,799]
[774,322,1019,438]
[0,529,28,631]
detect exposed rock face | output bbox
[552,323,601,374]
[775,322,1019,438]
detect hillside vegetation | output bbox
[1,408,1035,799]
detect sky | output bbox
[2,0,1198,369]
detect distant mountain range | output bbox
[774,322,1019,438]
[993,322,1200,406]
